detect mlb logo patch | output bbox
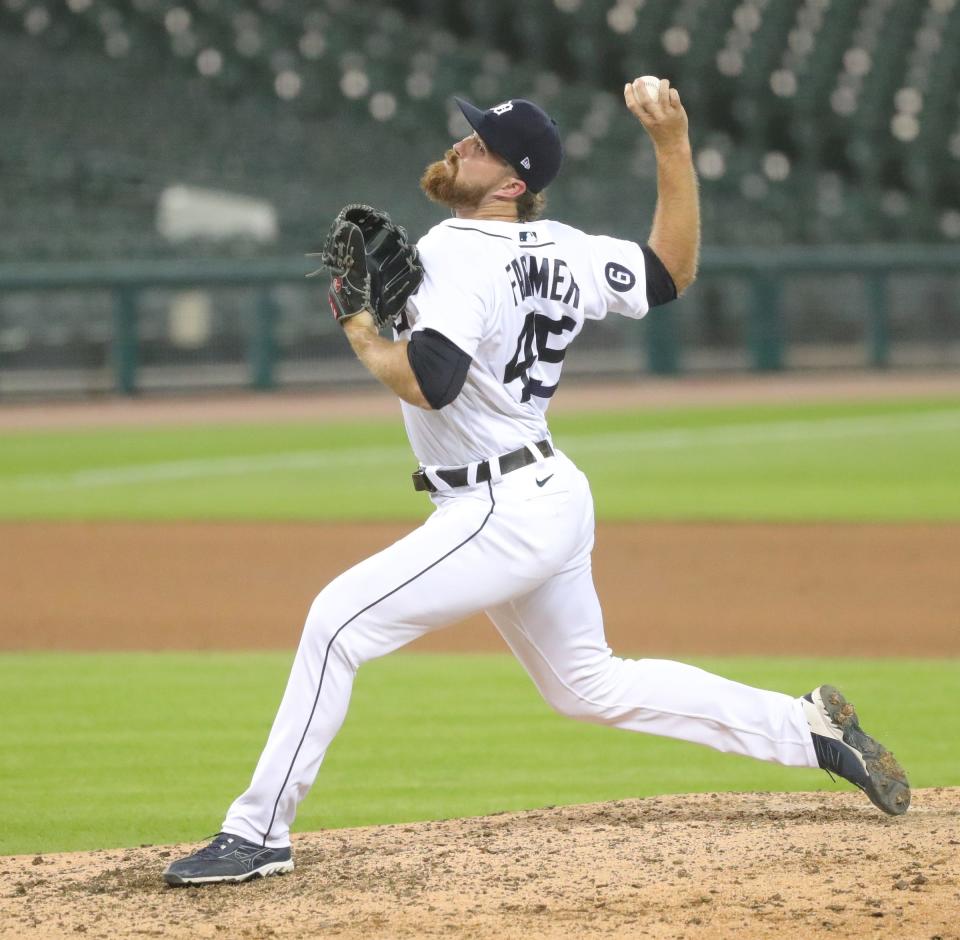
[519,230,538,243]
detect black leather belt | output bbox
[412,440,554,493]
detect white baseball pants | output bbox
[223,450,818,847]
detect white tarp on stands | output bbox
[157,185,277,243]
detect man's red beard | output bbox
[420,150,489,210]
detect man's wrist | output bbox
[653,139,693,161]
[341,309,378,335]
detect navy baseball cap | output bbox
[454,96,563,193]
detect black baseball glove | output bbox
[308,204,424,328]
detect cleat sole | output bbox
[163,859,294,887]
[820,685,910,816]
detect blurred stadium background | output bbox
[1,0,959,397]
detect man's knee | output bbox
[548,693,605,723]
[545,683,609,723]
[542,662,625,724]
[302,589,361,667]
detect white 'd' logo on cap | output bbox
[491,101,514,115]
[520,156,531,169]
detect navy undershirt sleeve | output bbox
[642,245,678,307]
[407,328,472,409]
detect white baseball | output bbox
[637,75,661,102]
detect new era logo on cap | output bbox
[454,96,563,193]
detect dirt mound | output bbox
[3,788,957,939]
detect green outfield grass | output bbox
[1,397,959,521]
[2,397,957,857]
[1,652,955,856]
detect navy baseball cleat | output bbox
[163,832,294,886]
[802,685,910,816]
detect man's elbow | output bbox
[647,239,698,298]
[673,261,698,296]
[403,382,433,410]
[660,244,698,296]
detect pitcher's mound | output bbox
[3,788,958,939]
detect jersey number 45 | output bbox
[503,311,576,403]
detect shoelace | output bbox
[197,833,234,858]
[822,740,845,775]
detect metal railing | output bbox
[641,244,960,375]
[0,245,958,395]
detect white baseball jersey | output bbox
[398,218,651,466]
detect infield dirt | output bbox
[2,519,958,656]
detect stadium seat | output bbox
[1,0,958,262]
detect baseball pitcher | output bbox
[164,78,909,886]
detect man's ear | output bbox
[494,177,527,199]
